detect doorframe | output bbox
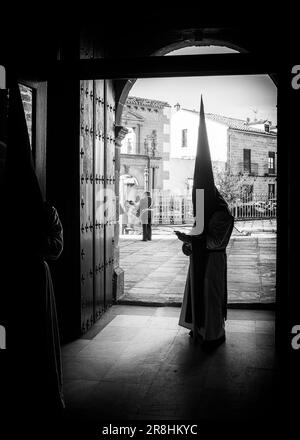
[18,52,284,350]
[19,80,47,198]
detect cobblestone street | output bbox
[119,221,276,305]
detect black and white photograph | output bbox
[1,10,300,438]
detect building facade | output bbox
[168,106,228,194]
[120,96,171,205]
[168,105,277,198]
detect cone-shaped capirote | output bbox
[192,95,216,228]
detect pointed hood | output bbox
[192,96,216,228]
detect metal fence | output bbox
[229,193,276,220]
[151,191,276,224]
[152,192,194,225]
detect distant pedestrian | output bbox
[120,201,129,234]
[138,191,152,241]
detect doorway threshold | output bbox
[116,295,275,310]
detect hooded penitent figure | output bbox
[1,76,64,427]
[177,96,234,347]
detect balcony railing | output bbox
[238,162,259,175]
[263,163,276,176]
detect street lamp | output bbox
[144,137,151,191]
[144,166,149,192]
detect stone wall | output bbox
[19,84,33,146]
[121,96,171,190]
[228,129,277,195]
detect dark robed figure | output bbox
[176,97,234,347]
[1,77,64,432]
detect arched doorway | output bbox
[121,127,137,155]
[119,174,140,234]
[116,43,278,310]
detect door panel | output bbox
[104,80,115,307]
[80,79,94,333]
[94,79,105,320]
[79,78,116,332]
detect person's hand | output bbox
[174,231,192,243]
[175,230,205,243]
[182,242,192,256]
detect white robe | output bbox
[179,209,234,341]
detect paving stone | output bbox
[119,233,276,305]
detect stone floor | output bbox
[62,305,279,428]
[119,233,276,305]
[233,218,276,234]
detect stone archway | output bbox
[115,40,246,126]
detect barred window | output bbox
[268,183,275,199]
[268,152,275,173]
[243,148,251,173]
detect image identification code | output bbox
[102,424,198,436]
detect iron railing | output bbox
[150,191,276,224]
[151,192,194,225]
[229,192,276,220]
[237,162,259,175]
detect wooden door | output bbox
[79,78,116,333]
[80,79,94,333]
[94,79,105,320]
[104,80,116,308]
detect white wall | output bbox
[170,109,228,162]
[163,158,195,194]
